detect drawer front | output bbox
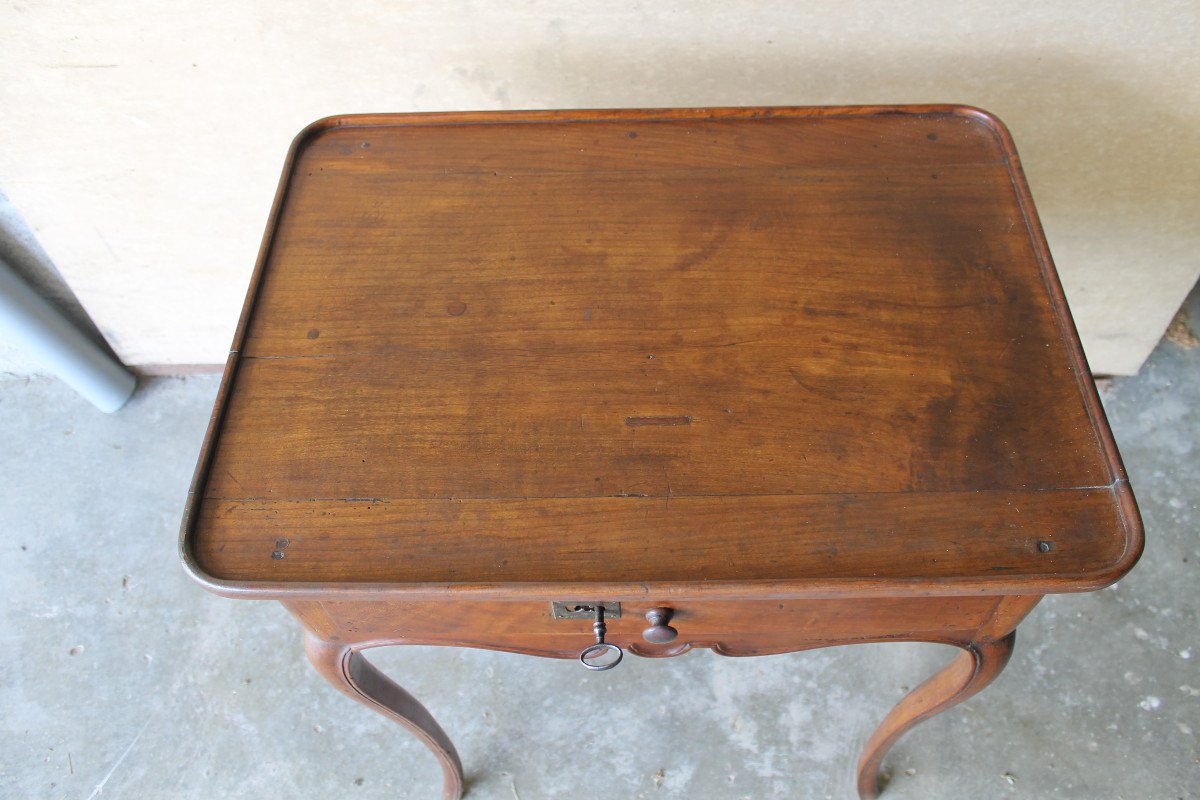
[286,595,1014,658]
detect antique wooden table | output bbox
[181,106,1142,798]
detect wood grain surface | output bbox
[182,106,1141,598]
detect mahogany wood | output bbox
[180,106,1143,798]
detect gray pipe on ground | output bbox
[0,256,136,412]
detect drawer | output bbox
[285,595,1013,659]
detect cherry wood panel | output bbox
[182,105,1142,599]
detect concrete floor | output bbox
[2,292,1197,799]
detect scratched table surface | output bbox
[184,107,1140,597]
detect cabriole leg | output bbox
[303,633,464,800]
[856,632,1016,799]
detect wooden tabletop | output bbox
[182,106,1142,600]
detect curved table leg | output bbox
[304,633,465,800]
[856,633,1016,799]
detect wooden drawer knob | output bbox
[643,607,678,643]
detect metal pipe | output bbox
[0,255,136,412]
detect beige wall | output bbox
[1,1,1196,375]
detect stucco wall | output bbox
[1,2,1196,375]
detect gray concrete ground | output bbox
[2,290,1197,799]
